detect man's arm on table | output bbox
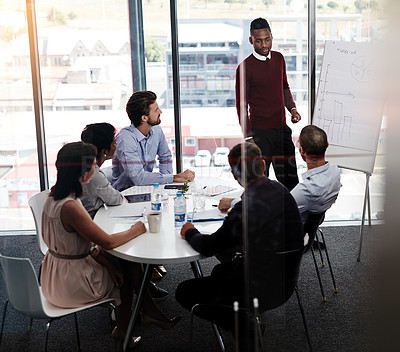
[180,210,241,257]
[218,197,240,212]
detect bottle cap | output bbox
[153,183,159,187]
[176,191,183,196]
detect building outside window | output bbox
[0,0,387,231]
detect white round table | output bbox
[93,177,242,351]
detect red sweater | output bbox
[235,51,296,138]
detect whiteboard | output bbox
[313,40,384,174]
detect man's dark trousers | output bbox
[253,125,299,191]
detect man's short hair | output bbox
[228,142,264,182]
[126,91,157,127]
[250,17,271,34]
[299,125,328,158]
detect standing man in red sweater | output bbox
[236,17,301,191]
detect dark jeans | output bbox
[175,262,257,351]
[252,125,299,191]
[175,262,242,331]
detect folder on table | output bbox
[187,208,227,222]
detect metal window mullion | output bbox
[170,0,182,173]
[26,0,49,191]
[308,0,316,123]
[128,0,146,92]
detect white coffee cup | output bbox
[147,211,162,233]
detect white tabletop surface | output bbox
[94,177,242,265]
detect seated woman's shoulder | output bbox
[61,198,87,216]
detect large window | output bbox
[0,1,39,230]
[0,0,387,231]
[315,1,386,222]
[0,0,132,231]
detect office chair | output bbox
[0,253,118,352]
[303,212,338,302]
[28,190,50,256]
[28,190,50,284]
[189,249,313,352]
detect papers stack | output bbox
[187,208,227,222]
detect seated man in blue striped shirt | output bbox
[112,91,195,191]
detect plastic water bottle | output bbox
[151,183,162,211]
[174,191,186,229]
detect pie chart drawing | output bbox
[351,56,373,82]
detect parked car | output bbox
[213,147,230,166]
[194,150,212,167]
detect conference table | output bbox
[94,177,242,351]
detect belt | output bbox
[48,249,89,260]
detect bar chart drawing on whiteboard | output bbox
[315,64,354,146]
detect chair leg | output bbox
[73,313,82,351]
[38,261,42,285]
[294,286,313,352]
[29,318,33,332]
[315,232,326,267]
[319,229,338,293]
[255,316,264,352]
[190,304,225,352]
[0,300,9,349]
[311,247,327,302]
[111,303,122,352]
[211,323,225,352]
[189,305,197,351]
[45,320,52,352]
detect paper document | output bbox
[203,185,235,197]
[108,203,146,218]
[187,208,227,222]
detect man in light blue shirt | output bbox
[112,91,195,191]
[290,124,341,223]
[218,125,341,224]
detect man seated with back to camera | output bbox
[175,142,303,340]
[218,125,342,248]
[112,90,195,191]
[290,124,341,246]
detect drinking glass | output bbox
[192,187,206,222]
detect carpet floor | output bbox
[0,224,379,351]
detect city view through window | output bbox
[0,0,386,230]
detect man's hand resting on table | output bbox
[180,222,196,240]
[218,197,234,212]
[173,169,195,183]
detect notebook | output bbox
[187,208,227,222]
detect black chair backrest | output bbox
[255,248,304,312]
[303,212,326,253]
